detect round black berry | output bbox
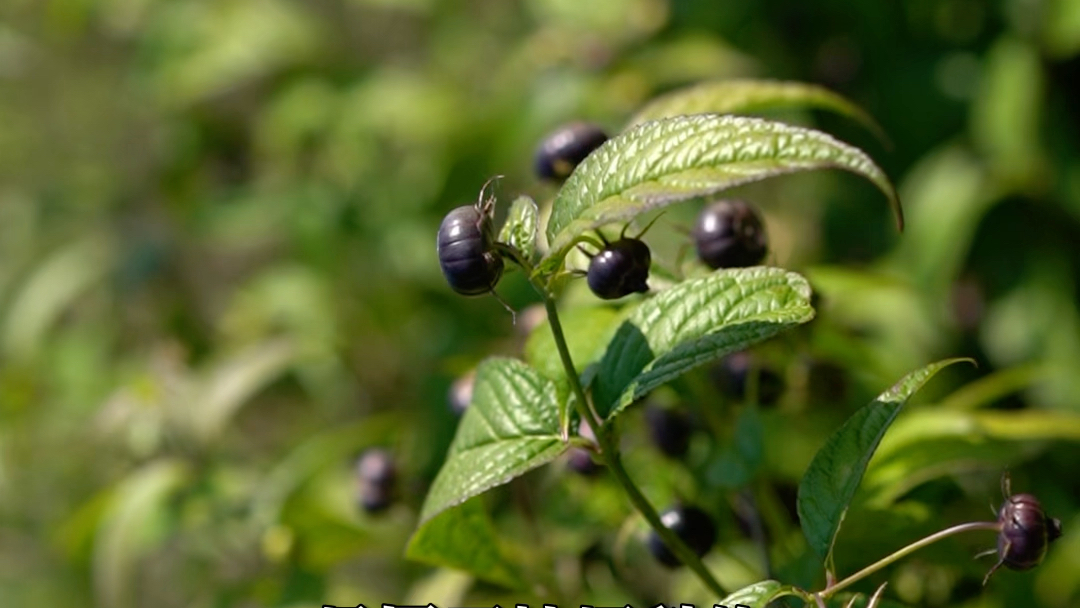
[586,238,651,300]
[437,200,503,296]
[644,405,693,459]
[646,505,717,567]
[996,493,1062,571]
[693,199,768,269]
[534,122,609,181]
[356,448,397,514]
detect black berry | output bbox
[644,405,693,459]
[693,199,768,269]
[356,448,397,514]
[646,505,717,567]
[534,122,608,181]
[585,238,651,300]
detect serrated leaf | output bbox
[797,358,972,565]
[524,305,622,383]
[628,79,887,144]
[718,580,802,607]
[541,114,901,273]
[418,357,567,523]
[591,267,814,419]
[497,195,539,264]
[406,497,523,589]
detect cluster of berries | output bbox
[437,122,770,302]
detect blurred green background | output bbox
[1,0,1079,606]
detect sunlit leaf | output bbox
[591,267,814,419]
[406,498,523,589]
[797,359,972,565]
[718,579,804,607]
[628,79,887,144]
[418,357,566,523]
[497,195,539,264]
[541,114,901,273]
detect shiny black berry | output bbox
[693,199,768,269]
[437,202,504,296]
[534,122,608,181]
[714,351,785,406]
[585,238,651,300]
[644,405,693,459]
[646,505,717,567]
[356,448,397,514]
[994,494,1062,572]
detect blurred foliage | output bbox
[0,0,1078,606]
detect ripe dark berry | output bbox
[447,370,474,416]
[585,238,651,300]
[356,448,396,514]
[984,491,1063,583]
[714,351,785,406]
[567,421,603,476]
[437,202,504,296]
[534,122,608,181]
[644,405,693,459]
[646,505,717,567]
[693,199,768,269]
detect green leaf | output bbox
[797,358,972,565]
[541,114,901,273]
[628,79,888,144]
[418,357,567,523]
[718,580,803,607]
[406,497,523,589]
[524,305,622,383]
[591,267,814,419]
[497,195,539,264]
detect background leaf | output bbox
[542,114,901,272]
[627,79,887,143]
[797,358,972,564]
[418,357,567,523]
[524,304,622,384]
[497,195,539,264]
[406,497,523,589]
[591,267,814,419]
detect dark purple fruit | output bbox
[437,203,503,296]
[646,505,717,568]
[983,485,1063,583]
[693,199,768,269]
[356,448,396,514]
[534,122,608,181]
[586,238,651,300]
[644,405,693,459]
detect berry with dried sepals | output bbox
[983,491,1063,583]
[356,448,397,514]
[693,199,768,269]
[534,122,609,181]
[646,505,717,567]
[437,180,504,296]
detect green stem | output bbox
[817,521,1001,600]
[541,293,728,599]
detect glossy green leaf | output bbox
[591,267,814,419]
[524,305,622,383]
[797,358,972,564]
[406,498,523,589]
[628,79,887,143]
[418,357,566,523]
[541,114,901,273]
[718,580,803,607]
[497,195,539,264]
